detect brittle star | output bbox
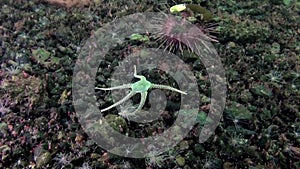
[95,65,187,114]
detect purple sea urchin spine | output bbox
[153,14,217,54]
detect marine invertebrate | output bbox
[266,70,283,83]
[227,132,248,148]
[5,65,20,75]
[78,162,92,169]
[53,152,73,167]
[145,153,168,168]
[96,65,186,114]
[153,4,218,54]
[202,156,221,169]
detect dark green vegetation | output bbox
[0,0,299,168]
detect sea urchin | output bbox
[153,14,217,54]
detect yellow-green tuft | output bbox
[170,4,186,13]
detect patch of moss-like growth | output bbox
[0,68,47,115]
[219,14,271,43]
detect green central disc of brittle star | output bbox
[131,76,152,93]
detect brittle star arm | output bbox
[132,91,148,114]
[100,91,136,112]
[95,84,131,90]
[133,65,143,79]
[151,84,187,95]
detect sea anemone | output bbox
[266,70,283,83]
[53,152,73,167]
